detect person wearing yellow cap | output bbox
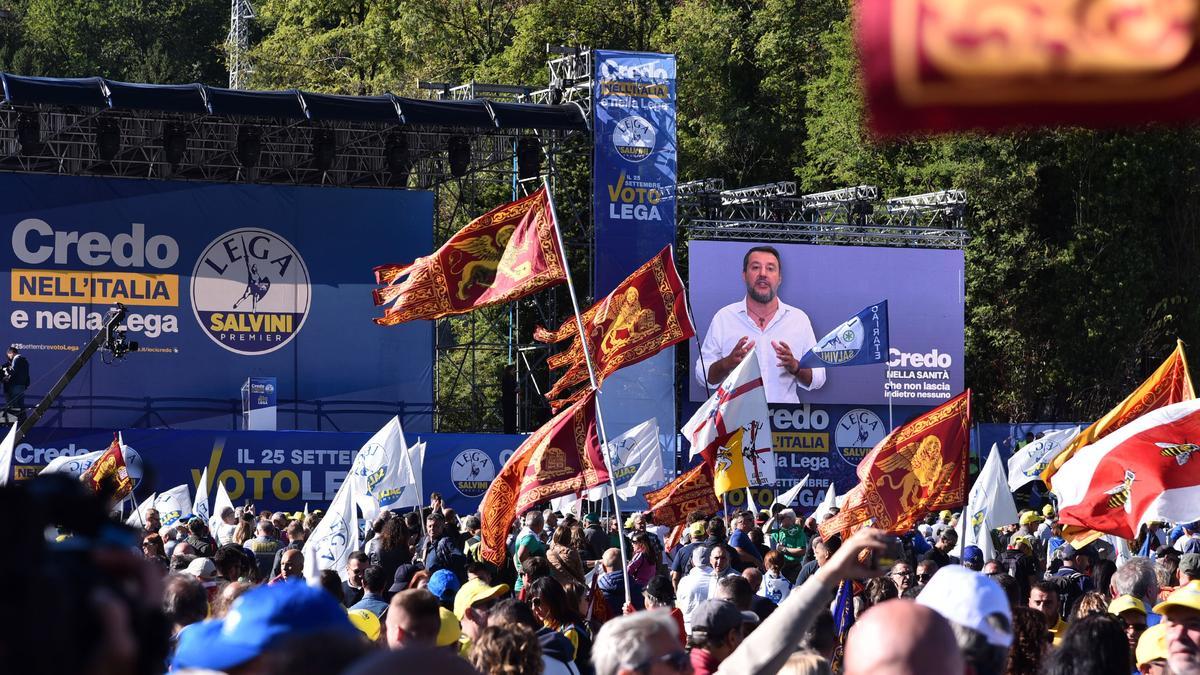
[1136,623,1169,674]
[1153,579,1200,675]
[453,577,511,657]
[1110,594,1150,668]
[436,607,462,649]
[348,608,381,644]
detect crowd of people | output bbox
[7,473,1200,675]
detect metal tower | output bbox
[228,0,255,89]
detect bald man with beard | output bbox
[844,599,965,675]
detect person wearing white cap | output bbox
[917,564,1012,675]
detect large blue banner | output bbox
[592,50,679,478]
[0,174,434,432]
[12,427,520,514]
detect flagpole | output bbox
[544,179,633,606]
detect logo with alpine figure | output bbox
[451,449,496,498]
[192,229,311,355]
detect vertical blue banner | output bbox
[593,51,679,485]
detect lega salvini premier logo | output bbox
[191,229,311,355]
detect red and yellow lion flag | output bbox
[645,461,721,529]
[479,391,610,566]
[372,187,566,326]
[1042,340,1194,489]
[534,246,694,408]
[820,390,972,541]
[79,434,134,504]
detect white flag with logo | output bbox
[0,423,14,487]
[682,347,774,486]
[303,479,359,582]
[812,483,838,521]
[775,474,810,507]
[126,492,157,527]
[192,467,211,525]
[346,417,423,523]
[603,418,664,500]
[210,478,235,536]
[42,443,144,486]
[964,443,1020,562]
[154,484,193,528]
[1007,426,1080,492]
[408,439,426,508]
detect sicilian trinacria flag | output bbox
[682,346,775,487]
[1054,399,1200,540]
[800,301,889,368]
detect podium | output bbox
[241,377,277,430]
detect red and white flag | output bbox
[681,347,774,487]
[1054,399,1200,540]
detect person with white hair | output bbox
[593,609,686,675]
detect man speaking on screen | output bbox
[695,246,826,403]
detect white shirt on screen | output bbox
[695,298,826,403]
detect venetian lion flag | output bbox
[373,187,566,326]
[682,346,775,486]
[79,434,135,504]
[1042,341,1194,488]
[820,391,972,540]
[535,246,694,408]
[1054,399,1200,540]
[645,462,721,528]
[479,391,610,565]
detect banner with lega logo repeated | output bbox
[0,174,434,432]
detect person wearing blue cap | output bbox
[171,580,361,672]
[427,568,462,610]
[961,545,984,571]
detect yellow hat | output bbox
[1019,512,1042,526]
[437,607,461,647]
[347,608,380,642]
[1108,595,1147,617]
[939,510,952,520]
[1136,623,1170,667]
[1042,504,1055,517]
[453,578,511,619]
[689,521,707,538]
[1154,580,1200,614]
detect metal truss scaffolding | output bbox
[678,181,969,249]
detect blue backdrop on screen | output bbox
[0,174,434,432]
[686,240,965,514]
[11,427,520,513]
[592,50,679,481]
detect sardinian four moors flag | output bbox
[964,443,1020,562]
[372,186,567,325]
[479,391,611,566]
[535,246,694,409]
[799,301,889,368]
[1054,399,1200,540]
[1006,426,1080,493]
[1043,340,1194,489]
[820,390,972,540]
[682,346,775,487]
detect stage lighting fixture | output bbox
[385,133,410,185]
[236,125,262,168]
[311,128,335,172]
[447,135,471,178]
[162,124,188,166]
[516,137,542,180]
[95,119,121,162]
[16,112,41,155]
